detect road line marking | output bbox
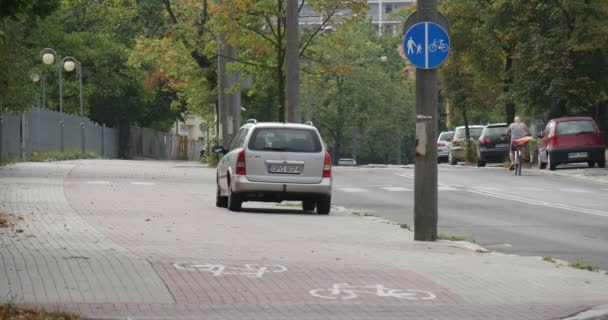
[394,173,414,178]
[467,189,608,218]
[362,185,393,187]
[438,186,458,191]
[520,187,544,192]
[87,181,110,185]
[130,181,156,186]
[559,188,590,193]
[474,187,501,191]
[381,187,412,192]
[337,187,367,193]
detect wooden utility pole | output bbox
[414,0,439,241]
[285,0,300,123]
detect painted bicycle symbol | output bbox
[173,263,287,278]
[309,283,436,300]
[428,39,449,53]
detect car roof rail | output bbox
[246,119,257,124]
[305,121,314,126]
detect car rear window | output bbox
[454,128,483,139]
[248,128,322,153]
[556,121,597,136]
[484,126,508,138]
[438,132,453,141]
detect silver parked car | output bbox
[212,120,332,214]
[436,131,454,163]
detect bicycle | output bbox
[512,136,532,176]
[309,283,436,300]
[428,39,449,53]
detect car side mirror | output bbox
[212,146,227,154]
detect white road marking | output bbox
[338,187,367,193]
[173,263,287,278]
[520,187,544,192]
[602,188,608,191]
[474,187,501,191]
[380,187,412,192]
[394,173,414,178]
[130,181,156,186]
[467,189,608,218]
[438,186,458,191]
[362,185,393,187]
[87,181,110,185]
[310,284,436,300]
[559,188,590,193]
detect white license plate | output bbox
[268,164,302,174]
[568,152,588,159]
[496,143,509,148]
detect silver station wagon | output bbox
[212,120,332,214]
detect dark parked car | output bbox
[537,117,605,170]
[477,123,510,167]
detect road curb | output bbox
[561,305,608,320]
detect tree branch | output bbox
[299,9,337,56]
[236,21,280,48]
[215,53,275,70]
[162,0,178,24]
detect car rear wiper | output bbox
[262,147,288,151]
[575,131,596,135]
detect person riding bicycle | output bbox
[506,116,530,171]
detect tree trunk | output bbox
[504,54,515,124]
[118,121,130,159]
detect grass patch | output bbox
[543,256,556,263]
[0,156,18,167]
[437,234,466,241]
[352,211,376,217]
[400,224,412,231]
[0,212,11,228]
[29,150,99,162]
[0,303,81,319]
[476,249,492,253]
[569,261,600,272]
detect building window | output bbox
[385,4,393,14]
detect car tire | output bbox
[598,159,606,168]
[538,152,547,169]
[449,152,457,165]
[227,182,242,212]
[302,200,316,211]
[588,161,596,168]
[316,196,331,215]
[548,152,557,171]
[477,159,486,167]
[216,185,228,208]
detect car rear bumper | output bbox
[549,146,605,163]
[437,147,449,158]
[232,175,332,200]
[479,148,509,161]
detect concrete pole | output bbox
[79,62,85,154]
[228,46,241,138]
[218,32,229,146]
[57,55,65,152]
[285,0,300,123]
[414,0,438,241]
[306,59,312,122]
[378,0,383,36]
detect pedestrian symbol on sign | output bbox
[403,22,450,69]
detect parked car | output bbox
[537,117,605,170]
[476,123,510,167]
[337,158,357,166]
[448,125,484,165]
[436,131,454,163]
[212,120,332,214]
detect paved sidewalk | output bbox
[1,160,607,319]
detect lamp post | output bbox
[29,68,43,154]
[41,48,64,152]
[62,56,85,154]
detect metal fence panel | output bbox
[0,113,21,161]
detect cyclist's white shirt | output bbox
[508,122,527,141]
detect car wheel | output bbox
[477,159,486,167]
[548,152,557,171]
[316,196,331,215]
[216,184,228,208]
[538,152,547,169]
[302,200,315,211]
[449,152,457,165]
[598,159,606,168]
[227,182,242,212]
[588,161,596,168]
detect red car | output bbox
[537,117,605,170]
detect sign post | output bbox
[403,0,450,241]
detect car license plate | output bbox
[496,143,509,148]
[268,164,302,174]
[568,152,588,159]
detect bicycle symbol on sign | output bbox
[173,263,287,278]
[428,39,449,53]
[309,283,436,300]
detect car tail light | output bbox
[482,137,492,144]
[323,151,332,178]
[437,142,445,147]
[452,140,460,147]
[236,149,246,175]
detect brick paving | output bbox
[1,160,607,319]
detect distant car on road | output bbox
[477,123,510,167]
[449,125,484,165]
[436,131,454,163]
[337,158,357,166]
[537,117,605,170]
[212,120,332,214]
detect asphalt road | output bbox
[332,164,608,269]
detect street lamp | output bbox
[62,56,85,154]
[41,48,65,152]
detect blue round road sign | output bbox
[404,22,450,69]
